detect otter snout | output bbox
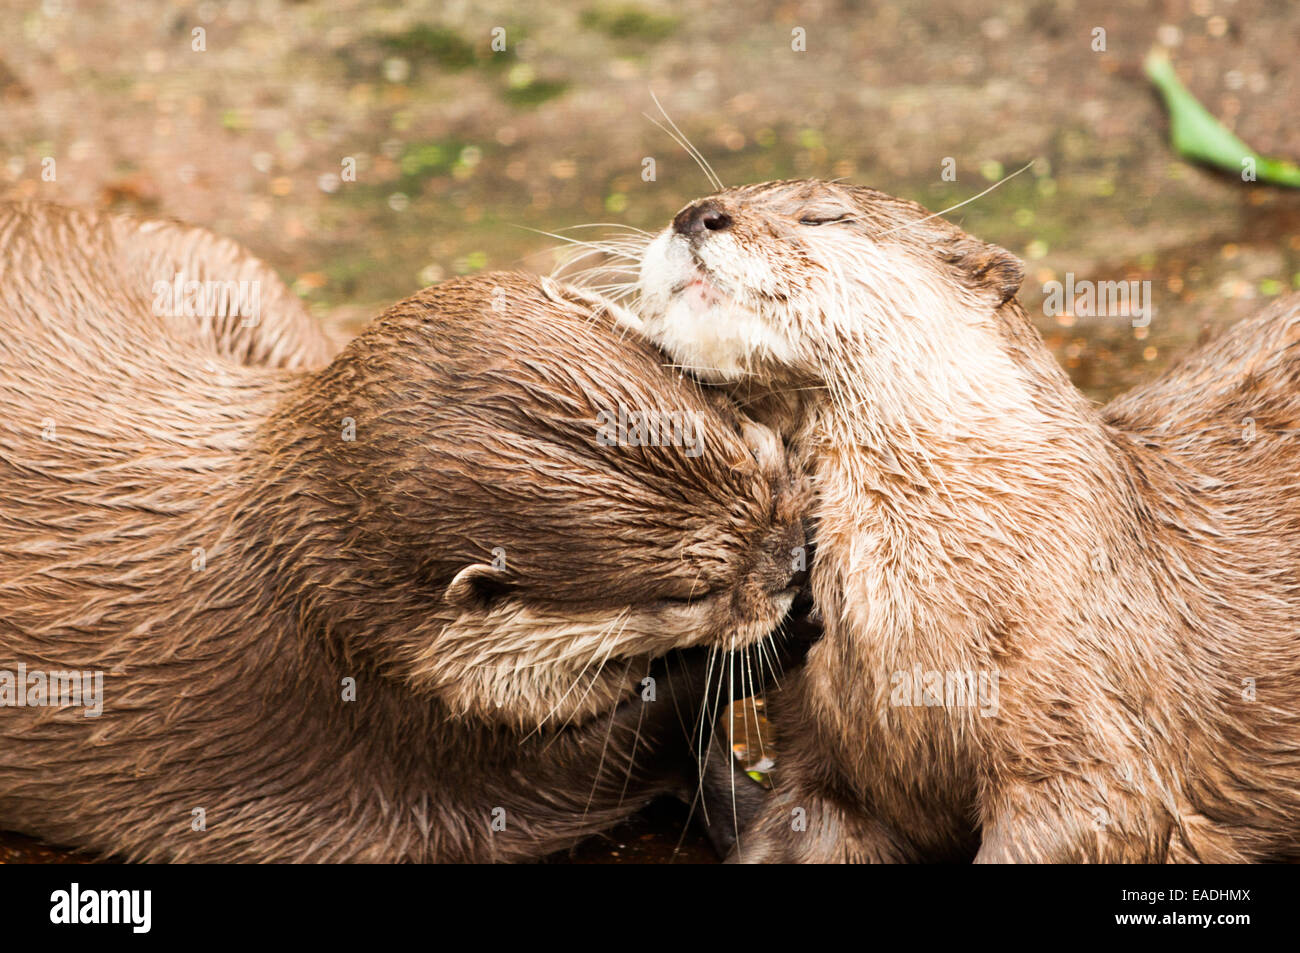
[673,200,732,237]
[724,516,807,647]
[755,519,806,595]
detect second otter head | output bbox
[268,273,804,730]
[636,180,1026,386]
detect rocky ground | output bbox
[2,0,1299,862]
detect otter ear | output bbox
[944,239,1024,305]
[444,563,512,609]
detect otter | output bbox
[626,179,1300,863]
[0,201,804,862]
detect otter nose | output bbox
[672,201,732,237]
[755,523,808,595]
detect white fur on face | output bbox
[636,220,1042,435]
[412,587,794,731]
[636,230,799,382]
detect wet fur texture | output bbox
[633,179,1300,863]
[0,202,803,862]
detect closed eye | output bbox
[656,593,710,606]
[798,214,852,226]
[653,587,719,610]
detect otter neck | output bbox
[803,298,1127,670]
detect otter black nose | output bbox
[673,202,732,236]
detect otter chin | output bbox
[628,179,1300,863]
[637,226,796,384]
[0,201,803,862]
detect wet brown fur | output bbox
[0,202,803,862]
[634,180,1300,863]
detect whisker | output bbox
[582,655,638,820]
[692,641,731,825]
[643,114,723,194]
[673,644,721,854]
[523,608,628,745]
[730,381,831,410]
[743,642,768,767]
[877,161,1033,239]
[555,222,653,236]
[509,224,647,259]
[547,615,629,743]
[614,658,653,807]
[645,90,724,191]
[758,628,785,683]
[727,637,739,850]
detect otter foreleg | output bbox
[976,779,1175,863]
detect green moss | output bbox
[379,25,478,70]
[580,5,680,41]
[329,138,476,213]
[501,78,569,108]
[399,141,456,178]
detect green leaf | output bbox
[1145,50,1300,188]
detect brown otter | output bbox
[0,201,804,862]
[627,179,1300,862]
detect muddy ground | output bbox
[2,0,1299,862]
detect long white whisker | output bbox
[547,613,629,744]
[643,92,723,192]
[727,639,739,849]
[582,655,638,819]
[650,89,723,190]
[877,162,1033,238]
[614,656,654,807]
[523,608,628,745]
[556,222,653,236]
[510,224,647,258]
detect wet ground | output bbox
[2,0,1299,862]
[544,799,718,864]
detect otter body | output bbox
[633,180,1300,863]
[0,202,802,862]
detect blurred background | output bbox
[4,0,1300,402]
[2,0,1299,862]
[7,0,1300,400]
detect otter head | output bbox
[635,180,1025,393]
[280,273,804,731]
